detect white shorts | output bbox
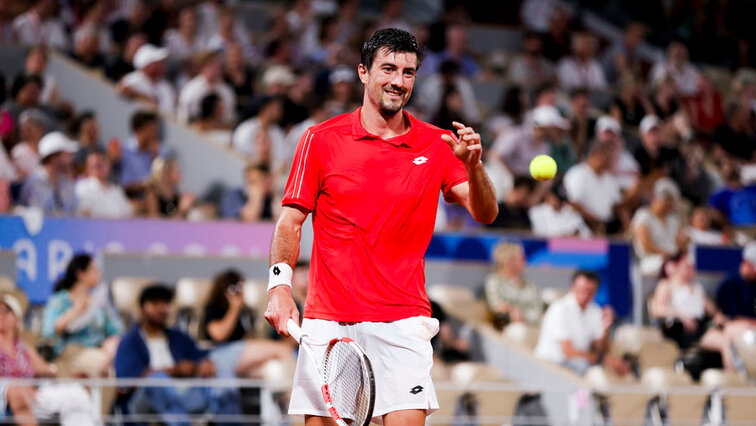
[288,316,440,424]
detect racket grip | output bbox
[287,318,304,342]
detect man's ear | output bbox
[358,64,369,84]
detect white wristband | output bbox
[268,263,293,291]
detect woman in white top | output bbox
[650,252,727,352]
[163,5,206,62]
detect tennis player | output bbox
[265,28,498,426]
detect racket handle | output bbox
[287,318,304,343]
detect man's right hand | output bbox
[169,360,196,378]
[264,285,300,338]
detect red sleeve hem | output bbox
[442,176,469,202]
[282,198,315,212]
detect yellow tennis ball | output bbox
[529,155,557,181]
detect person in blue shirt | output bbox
[115,284,238,425]
[708,167,756,228]
[219,163,278,221]
[118,110,164,193]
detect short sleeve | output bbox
[283,129,320,211]
[40,293,68,338]
[440,131,468,201]
[563,167,584,202]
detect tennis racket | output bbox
[287,318,376,426]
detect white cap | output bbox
[595,115,622,135]
[330,66,356,84]
[532,105,569,129]
[653,177,680,200]
[1,294,23,319]
[743,241,756,267]
[38,131,78,159]
[262,65,295,89]
[640,115,661,135]
[133,44,168,70]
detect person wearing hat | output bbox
[0,293,100,425]
[18,131,78,215]
[631,178,688,276]
[632,115,679,176]
[594,115,639,190]
[491,104,569,177]
[177,50,236,125]
[117,44,176,115]
[325,66,360,118]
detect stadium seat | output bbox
[539,287,565,307]
[732,328,756,379]
[637,338,679,371]
[700,369,755,424]
[502,322,540,351]
[428,284,488,324]
[640,367,708,424]
[243,280,269,337]
[261,358,296,392]
[612,325,664,356]
[110,277,156,325]
[173,278,214,338]
[449,362,519,425]
[55,345,110,378]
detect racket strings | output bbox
[323,341,371,425]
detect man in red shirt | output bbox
[265,28,498,426]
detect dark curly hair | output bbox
[360,28,424,71]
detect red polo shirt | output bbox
[282,108,468,322]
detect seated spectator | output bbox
[557,32,607,91]
[325,66,361,119]
[712,103,756,162]
[75,0,112,54]
[610,74,652,127]
[70,111,102,175]
[190,93,232,146]
[41,253,122,363]
[487,176,534,229]
[631,178,688,277]
[568,88,596,161]
[484,242,543,329]
[202,269,294,378]
[24,45,58,105]
[11,108,47,179]
[205,6,253,54]
[649,75,682,121]
[716,242,756,324]
[507,31,556,89]
[75,151,133,219]
[104,32,146,82]
[417,60,481,126]
[422,22,479,77]
[69,25,105,70]
[563,142,627,234]
[708,166,756,227]
[688,74,725,138]
[492,105,568,177]
[222,42,256,111]
[650,252,727,350]
[119,110,163,191]
[535,271,630,376]
[163,4,207,62]
[486,86,527,139]
[0,293,100,426]
[117,44,176,115]
[220,163,279,221]
[601,22,646,84]
[6,73,47,125]
[686,207,727,246]
[109,0,151,50]
[432,86,467,133]
[12,0,69,50]
[650,40,700,98]
[632,115,680,177]
[19,132,78,215]
[144,157,195,218]
[594,115,639,191]
[115,284,238,421]
[430,299,470,364]
[177,51,236,125]
[232,95,286,168]
[529,184,591,238]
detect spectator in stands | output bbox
[686,207,727,246]
[70,111,101,175]
[19,131,77,215]
[232,95,286,169]
[0,293,100,426]
[601,22,646,84]
[104,32,146,82]
[535,270,630,376]
[594,115,639,191]
[632,115,678,178]
[119,110,162,190]
[177,51,236,125]
[69,24,105,70]
[115,284,236,422]
[557,32,607,91]
[610,74,652,127]
[564,142,628,235]
[375,0,412,33]
[568,88,596,160]
[492,105,568,177]
[540,6,571,62]
[6,73,45,125]
[117,44,176,115]
[284,98,330,163]
[708,165,756,228]
[0,0,14,44]
[11,108,47,179]
[220,162,279,221]
[487,176,534,229]
[417,60,481,126]
[41,253,122,363]
[508,31,556,89]
[423,22,480,77]
[529,183,591,238]
[432,87,467,133]
[0,145,16,209]
[484,242,543,329]
[164,4,206,62]
[24,46,57,106]
[631,178,688,277]
[649,75,682,121]
[205,6,253,54]
[429,299,471,364]
[688,74,725,138]
[190,93,232,146]
[325,66,360,118]
[75,0,111,54]
[109,0,151,50]
[76,151,133,219]
[650,40,700,98]
[12,0,69,50]
[202,269,294,378]
[222,42,256,112]
[486,86,527,139]
[144,157,195,219]
[712,102,756,162]
[650,252,727,350]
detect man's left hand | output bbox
[196,359,216,378]
[441,121,482,168]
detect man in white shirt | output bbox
[563,142,628,234]
[177,51,236,124]
[535,271,630,376]
[12,0,69,50]
[594,115,639,190]
[117,44,176,115]
[232,95,288,172]
[76,151,133,219]
[650,41,700,98]
[557,32,607,91]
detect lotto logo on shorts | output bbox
[409,385,424,395]
[412,156,428,165]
